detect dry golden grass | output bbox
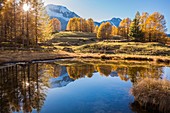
[75,42,170,56]
[0,50,77,64]
[131,78,170,113]
[53,31,96,37]
[0,49,170,64]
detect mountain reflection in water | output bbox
[0,60,169,113]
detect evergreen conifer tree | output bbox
[129,12,143,41]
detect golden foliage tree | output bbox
[49,18,61,33]
[81,18,88,32]
[66,17,95,32]
[0,0,52,46]
[119,18,131,40]
[140,12,167,42]
[145,12,167,42]
[67,17,80,31]
[111,26,118,36]
[94,25,99,33]
[87,18,95,33]
[97,22,112,39]
[140,12,149,38]
[66,65,95,80]
[95,65,112,76]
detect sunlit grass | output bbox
[75,41,170,56]
[53,31,96,37]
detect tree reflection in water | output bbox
[0,63,49,113]
[66,63,163,83]
[0,60,164,113]
[67,64,95,80]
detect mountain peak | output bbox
[46,4,80,30]
[95,17,122,27]
[111,17,122,21]
[46,4,80,19]
[110,17,122,26]
[46,4,71,14]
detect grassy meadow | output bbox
[45,32,169,55]
[0,31,170,64]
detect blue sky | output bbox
[44,0,170,33]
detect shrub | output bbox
[131,78,170,113]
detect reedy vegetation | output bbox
[131,78,170,113]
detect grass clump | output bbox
[131,78,170,113]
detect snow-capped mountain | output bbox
[46,4,122,30]
[95,18,122,27]
[46,4,80,30]
[106,18,122,27]
[50,67,74,88]
[50,73,74,88]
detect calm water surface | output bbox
[0,59,169,113]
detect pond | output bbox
[0,59,169,113]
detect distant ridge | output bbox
[95,18,122,27]
[46,4,122,30]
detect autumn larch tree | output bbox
[97,22,105,39]
[105,22,112,38]
[66,17,80,31]
[119,18,131,40]
[94,25,99,33]
[97,22,112,39]
[146,12,167,42]
[0,0,52,46]
[67,17,95,32]
[87,18,95,33]
[140,12,149,41]
[49,18,61,34]
[111,26,118,36]
[66,18,73,31]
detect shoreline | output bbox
[0,50,170,65]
